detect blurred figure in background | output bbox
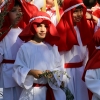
[0,1,24,100]
[45,0,63,26]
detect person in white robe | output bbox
[56,0,100,100]
[84,29,100,100]
[0,1,24,100]
[12,11,66,100]
[33,0,63,26]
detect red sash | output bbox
[2,59,15,63]
[64,61,83,68]
[33,83,55,100]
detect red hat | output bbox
[19,11,60,45]
[56,0,93,51]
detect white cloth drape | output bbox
[13,41,66,100]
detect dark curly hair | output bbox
[83,0,97,8]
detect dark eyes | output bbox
[37,24,49,28]
[11,8,17,12]
[74,8,83,12]
[11,9,22,13]
[10,7,22,13]
[37,24,41,27]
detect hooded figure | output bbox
[0,0,38,100]
[0,0,38,41]
[83,29,100,100]
[56,0,93,51]
[56,0,91,100]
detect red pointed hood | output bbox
[56,0,93,51]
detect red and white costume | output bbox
[0,0,38,100]
[56,0,97,100]
[46,6,63,26]
[12,11,66,100]
[84,29,100,100]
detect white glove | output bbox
[33,0,44,10]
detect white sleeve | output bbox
[33,0,44,10]
[48,45,64,90]
[12,47,34,90]
[85,69,100,99]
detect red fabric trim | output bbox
[82,49,100,81]
[93,9,100,18]
[33,83,55,100]
[88,89,92,100]
[87,40,96,58]
[33,83,46,87]
[2,59,15,63]
[64,61,83,68]
[19,0,38,24]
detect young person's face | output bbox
[34,23,48,40]
[73,7,83,23]
[8,5,23,26]
[46,0,54,7]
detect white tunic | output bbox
[85,67,100,100]
[0,27,24,100]
[12,41,66,100]
[61,26,89,100]
[0,27,24,87]
[84,19,100,100]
